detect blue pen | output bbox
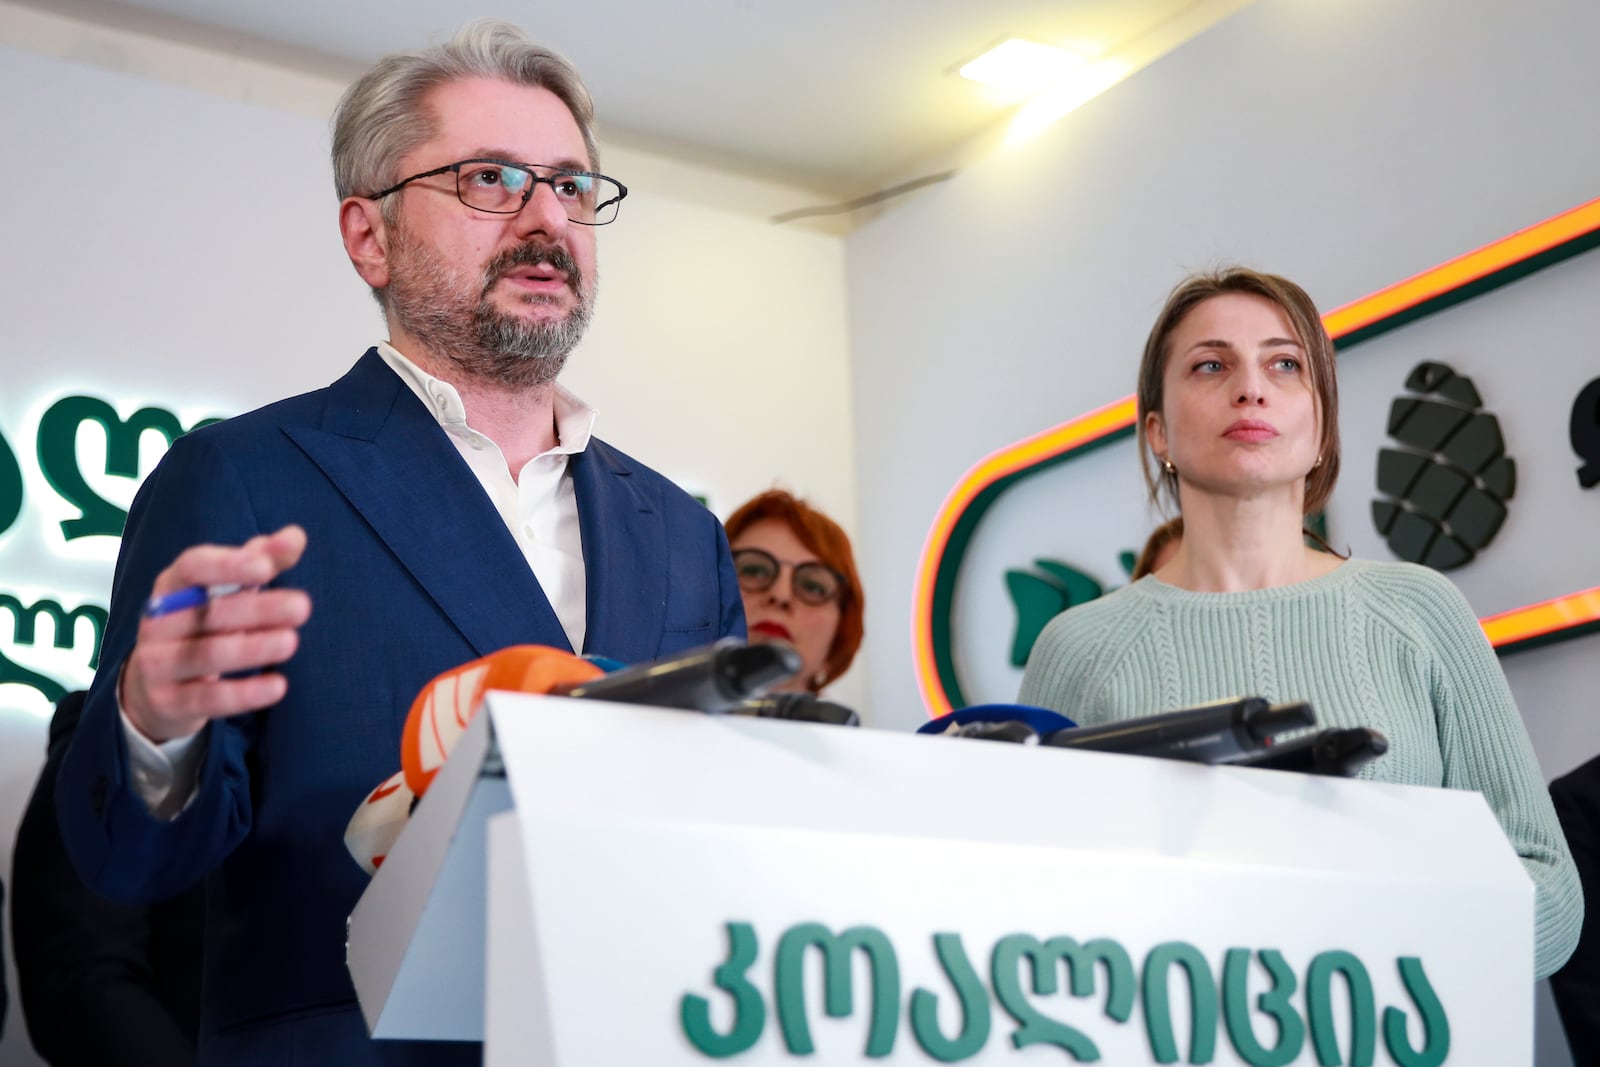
[143,583,247,619]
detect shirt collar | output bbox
[377,341,596,456]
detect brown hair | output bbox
[1135,267,1341,516]
[724,490,864,691]
[1131,517,1183,581]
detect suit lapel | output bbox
[570,441,667,662]
[282,351,569,655]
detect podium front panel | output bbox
[480,693,1530,1066]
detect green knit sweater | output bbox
[1018,557,1581,978]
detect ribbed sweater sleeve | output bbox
[1018,558,1582,978]
[1385,564,1583,979]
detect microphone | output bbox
[401,645,607,797]
[917,704,1076,739]
[1226,727,1389,777]
[556,638,802,713]
[949,719,1040,745]
[356,640,803,874]
[400,640,799,800]
[731,692,861,727]
[1040,697,1316,765]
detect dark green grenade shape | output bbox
[1372,362,1515,570]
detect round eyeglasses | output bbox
[733,548,844,606]
[364,158,628,226]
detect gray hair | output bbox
[331,19,598,207]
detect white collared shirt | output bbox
[376,342,595,653]
[122,343,597,816]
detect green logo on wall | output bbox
[1003,558,1127,668]
[1574,375,1600,488]
[34,396,222,540]
[0,396,224,707]
[0,429,22,538]
[1373,362,1515,570]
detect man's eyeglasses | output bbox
[733,548,844,606]
[364,158,628,226]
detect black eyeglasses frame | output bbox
[732,547,846,606]
[361,157,628,226]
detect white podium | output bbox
[348,691,1532,1065]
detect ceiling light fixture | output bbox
[958,38,1087,96]
[1005,57,1133,146]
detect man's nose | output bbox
[512,180,569,238]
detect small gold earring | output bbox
[1162,459,1176,476]
[1312,455,1323,469]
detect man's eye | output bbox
[467,166,529,192]
[553,176,592,200]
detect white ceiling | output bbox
[25,0,1250,200]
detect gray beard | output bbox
[386,235,595,389]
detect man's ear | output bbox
[340,197,392,291]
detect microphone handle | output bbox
[733,693,861,727]
[1228,727,1389,777]
[556,639,802,713]
[1040,697,1315,764]
[951,720,1039,745]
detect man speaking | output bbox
[56,20,743,1065]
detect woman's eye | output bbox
[1193,359,1224,373]
[1272,356,1302,372]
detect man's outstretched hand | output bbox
[121,525,313,743]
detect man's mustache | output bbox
[481,243,583,296]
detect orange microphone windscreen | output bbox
[399,645,603,798]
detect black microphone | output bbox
[949,720,1040,745]
[732,692,861,727]
[1040,697,1316,765]
[556,639,802,713]
[1227,727,1389,777]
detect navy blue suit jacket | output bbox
[55,350,744,1065]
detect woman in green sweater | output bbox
[1018,266,1581,979]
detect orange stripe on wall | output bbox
[911,398,1137,716]
[1323,198,1600,338]
[1482,588,1600,647]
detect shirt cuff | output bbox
[119,706,205,821]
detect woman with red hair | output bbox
[723,490,864,694]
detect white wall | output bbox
[0,8,855,1064]
[845,0,1600,1061]
[848,0,1600,735]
